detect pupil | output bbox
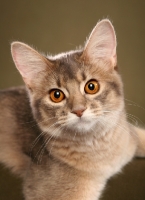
[88,83,95,90]
[54,91,60,98]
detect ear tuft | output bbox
[83,19,117,67]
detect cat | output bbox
[0,19,145,200]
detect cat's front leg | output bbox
[24,163,106,200]
[25,181,106,200]
[74,180,106,200]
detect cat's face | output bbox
[11,19,124,139]
[29,53,123,139]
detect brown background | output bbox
[0,0,145,199]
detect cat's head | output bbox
[11,19,124,139]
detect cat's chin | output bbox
[67,117,97,133]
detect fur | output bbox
[0,19,145,200]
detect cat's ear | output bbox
[11,42,52,87]
[82,19,117,67]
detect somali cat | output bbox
[0,19,145,200]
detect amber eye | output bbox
[84,80,99,94]
[49,89,65,103]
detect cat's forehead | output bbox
[47,50,114,90]
[52,51,86,82]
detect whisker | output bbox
[125,98,145,111]
[48,126,64,156]
[29,131,46,157]
[33,121,59,163]
[38,126,62,164]
[126,113,144,126]
[37,135,54,164]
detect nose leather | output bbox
[71,108,86,117]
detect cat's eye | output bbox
[49,89,65,103]
[84,80,99,94]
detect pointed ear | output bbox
[11,42,52,87]
[82,19,117,67]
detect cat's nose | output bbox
[71,108,86,117]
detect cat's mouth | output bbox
[77,117,91,124]
[67,115,97,132]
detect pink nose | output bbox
[71,108,86,117]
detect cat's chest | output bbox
[47,135,130,176]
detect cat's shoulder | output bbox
[0,86,28,104]
[0,85,27,97]
[0,86,30,115]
